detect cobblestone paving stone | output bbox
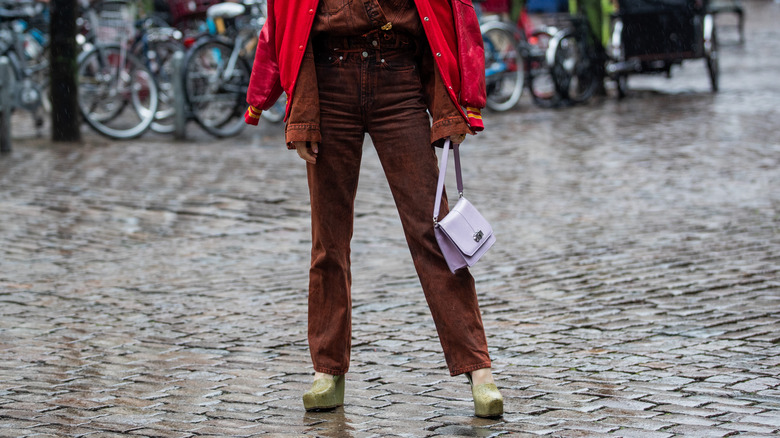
[1,1,779,437]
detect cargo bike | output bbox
[606,0,719,96]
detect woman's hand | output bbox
[294,141,318,164]
[449,134,467,144]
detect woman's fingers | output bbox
[294,141,318,164]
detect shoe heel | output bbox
[334,373,345,405]
[466,372,503,418]
[303,375,345,411]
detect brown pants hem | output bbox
[450,361,493,377]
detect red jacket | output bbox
[244,0,486,132]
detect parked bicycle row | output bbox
[78,0,288,139]
[478,0,721,113]
[2,0,725,140]
[1,0,284,140]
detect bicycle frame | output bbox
[223,36,243,83]
[205,2,261,84]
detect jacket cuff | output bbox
[285,123,321,142]
[431,115,471,145]
[244,105,262,125]
[466,107,484,131]
[285,123,322,149]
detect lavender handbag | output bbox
[433,140,496,273]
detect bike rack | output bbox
[0,56,14,154]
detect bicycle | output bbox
[77,0,160,139]
[182,0,284,138]
[547,14,602,104]
[481,18,525,112]
[545,0,609,105]
[524,25,560,108]
[0,0,50,134]
[477,2,562,111]
[131,17,187,133]
[80,1,190,135]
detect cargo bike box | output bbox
[608,0,719,94]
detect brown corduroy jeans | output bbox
[306,36,491,377]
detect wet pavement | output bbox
[1,1,779,437]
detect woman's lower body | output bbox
[302,33,501,416]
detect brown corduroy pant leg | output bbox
[306,43,491,377]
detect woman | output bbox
[244,0,503,418]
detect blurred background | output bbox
[0,0,754,145]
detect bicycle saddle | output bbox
[207,3,246,19]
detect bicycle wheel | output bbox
[19,37,51,128]
[134,37,186,133]
[481,22,524,112]
[615,74,628,98]
[184,38,250,138]
[550,29,599,104]
[526,30,561,108]
[78,45,159,139]
[261,93,287,124]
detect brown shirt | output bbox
[285,0,470,148]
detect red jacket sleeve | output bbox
[452,0,486,109]
[244,10,285,125]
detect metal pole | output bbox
[172,50,187,140]
[0,56,13,155]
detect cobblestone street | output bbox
[1,1,779,437]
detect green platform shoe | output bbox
[466,373,504,418]
[302,374,345,411]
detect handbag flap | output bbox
[437,197,493,257]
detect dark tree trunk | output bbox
[50,0,81,142]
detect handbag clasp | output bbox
[473,230,483,242]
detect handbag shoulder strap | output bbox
[433,139,464,224]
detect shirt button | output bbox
[436,52,442,57]
[299,45,304,50]
[424,16,429,21]
[372,40,378,47]
[362,51,369,58]
[308,8,314,14]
